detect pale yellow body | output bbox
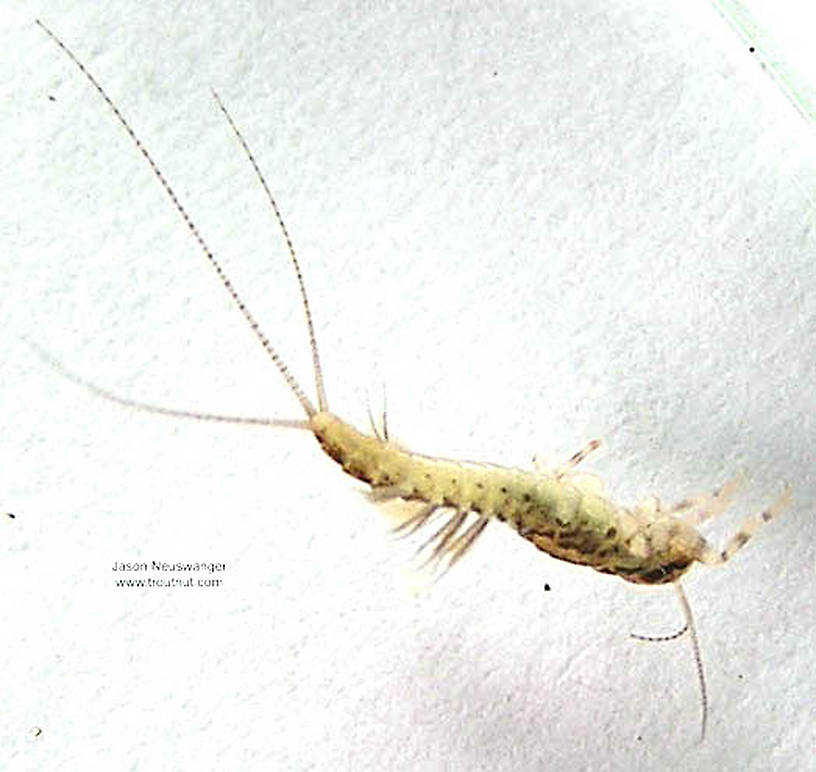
[38,19,791,741]
[312,412,710,585]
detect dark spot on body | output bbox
[631,562,689,585]
[606,527,616,538]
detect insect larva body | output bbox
[37,19,791,741]
[315,411,693,582]
[314,412,787,587]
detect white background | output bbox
[2,1,815,770]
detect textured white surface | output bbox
[2,1,814,770]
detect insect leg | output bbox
[445,515,489,568]
[391,502,441,536]
[382,395,389,442]
[555,439,601,478]
[670,478,740,526]
[533,439,601,476]
[701,485,792,565]
[634,495,661,515]
[364,386,388,441]
[366,402,383,441]
[419,512,489,579]
[415,508,468,565]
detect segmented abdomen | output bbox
[310,411,689,580]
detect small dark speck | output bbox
[544,583,551,591]
[48,95,56,102]
[749,47,755,53]
[32,726,42,737]
[636,735,642,742]
[492,70,498,77]
[738,674,744,680]
[5,513,14,519]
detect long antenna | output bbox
[675,582,708,742]
[210,90,328,413]
[36,19,317,418]
[26,338,310,431]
